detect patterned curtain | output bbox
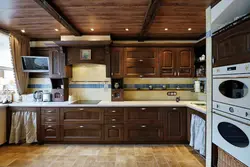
[9,33,30,95]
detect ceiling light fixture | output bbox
[21,29,25,33]
[125,28,129,31]
[90,28,94,31]
[188,28,192,31]
[164,28,168,31]
[55,28,59,31]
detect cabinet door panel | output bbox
[60,108,104,124]
[124,108,162,123]
[125,123,163,141]
[105,125,124,141]
[42,125,60,142]
[164,108,187,142]
[61,124,103,141]
[176,48,194,77]
[213,20,250,67]
[159,48,176,77]
[111,47,124,78]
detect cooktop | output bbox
[72,100,101,104]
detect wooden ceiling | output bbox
[0,0,219,40]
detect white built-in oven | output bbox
[213,109,250,166]
[213,63,250,109]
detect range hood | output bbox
[54,35,112,47]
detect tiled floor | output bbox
[0,144,205,167]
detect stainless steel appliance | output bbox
[42,91,52,102]
[33,90,43,102]
[213,62,250,166]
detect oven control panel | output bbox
[213,101,250,120]
[213,62,250,76]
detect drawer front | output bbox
[105,108,124,115]
[41,108,59,115]
[125,123,164,141]
[104,115,124,124]
[60,108,104,124]
[42,115,58,125]
[42,124,60,142]
[61,124,103,141]
[125,108,163,123]
[104,124,124,141]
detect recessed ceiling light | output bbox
[125,28,129,31]
[90,28,94,31]
[164,28,168,31]
[188,28,192,31]
[21,29,25,33]
[55,28,59,31]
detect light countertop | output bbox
[7,101,206,114]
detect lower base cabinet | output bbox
[41,125,60,142]
[104,124,124,141]
[124,123,164,141]
[61,124,103,142]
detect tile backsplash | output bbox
[27,64,206,101]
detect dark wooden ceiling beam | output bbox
[33,0,81,36]
[138,0,161,41]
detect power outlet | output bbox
[167,92,177,96]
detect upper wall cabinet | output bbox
[213,19,250,67]
[30,47,72,78]
[159,47,194,77]
[176,48,194,77]
[66,47,106,65]
[111,47,124,78]
[124,47,159,78]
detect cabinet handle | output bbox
[174,71,177,76]
[112,110,116,113]
[178,72,180,76]
[111,72,114,76]
[47,111,52,113]
[112,119,116,121]
[141,108,146,111]
[79,125,84,128]
[47,125,52,128]
[112,126,116,128]
[139,59,143,62]
[80,108,84,111]
[173,108,177,110]
[140,75,143,78]
[141,125,146,128]
[47,119,52,121]
[46,129,54,132]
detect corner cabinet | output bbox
[212,19,250,67]
[124,47,159,78]
[111,47,124,78]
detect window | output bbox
[0,32,16,90]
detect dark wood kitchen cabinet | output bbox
[105,124,124,141]
[61,124,103,142]
[124,123,164,141]
[176,48,194,77]
[213,19,250,67]
[49,47,72,78]
[159,48,176,77]
[164,107,187,142]
[111,47,124,78]
[124,47,159,77]
[159,47,194,77]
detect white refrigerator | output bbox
[0,107,6,145]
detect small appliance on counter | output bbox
[42,90,52,102]
[51,78,68,102]
[33,90,43,102]
[194,80,201,93]
[111,78,124,101]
